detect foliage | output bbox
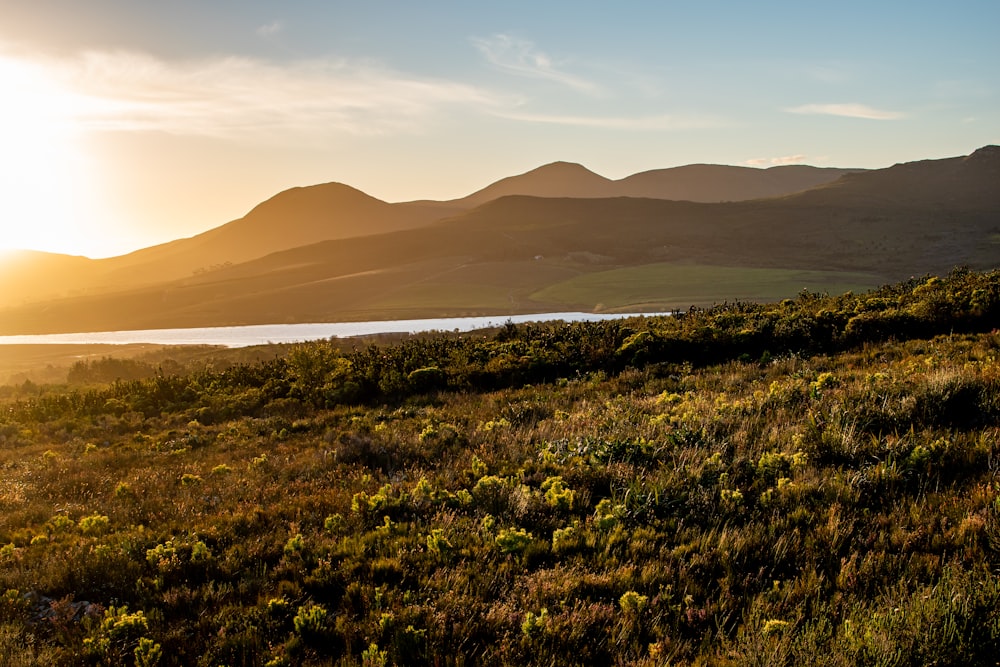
[1,270,1000,664]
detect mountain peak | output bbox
[456,161,615,206]
[247,181,383,217]
[531,160,596,172]
[512,160,609,182]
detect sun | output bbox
[0,55,98,257]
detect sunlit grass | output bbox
[1,269,1000,664]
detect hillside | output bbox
[0,160,859,312]
[1,271,999,665]
[0,185,458,309]
[453,161,620,204]
[1,147,997,335]
[97,184,459,284]
[451,161,859,207]
[615,163,862,201]
[790,145,1000,209]
[0,250,99,309]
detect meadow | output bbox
[1,268,999,665]
[529,263,883,313]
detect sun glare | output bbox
[0,55,98,256]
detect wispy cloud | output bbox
[773,154,806,165]
[496,110,725,131]
[745,155,806,166]
[785,103,905,120]
[25,49,502,141]
[256,21,283,37]
[473,34,600,94]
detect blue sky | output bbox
[0,1,997,257]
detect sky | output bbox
[0,1,997,259]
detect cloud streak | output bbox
[771,154,806,165]
[473,34,600,94]
[785,103,905,120]
[3,44,720,143]
[256,21,283,37]
[18,48,503,142]
[745,155,807,166]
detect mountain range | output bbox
[1,148,997,335]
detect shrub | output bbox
[521,608,549,637]
[496,528,533,554]
[426,529,452,556]
[78,514,110,536]
[407,366,447,393]
[134,636,163,667]
[542,476,576,510]
[293,603,328,641]
[83,605,150,662]
[618,591,648,616]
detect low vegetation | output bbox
[2,268,1000,665]
[529,263,882,311]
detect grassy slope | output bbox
[530,263,884,311]
[1,271,1000,665]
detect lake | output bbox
[0,312,661,348]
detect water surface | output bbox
[0,312,659,348]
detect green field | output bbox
[359,261,580,313]
[531,263,886,310]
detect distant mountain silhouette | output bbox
[453,162,619,205]
[97,183,458,284]
[0,159,860,310]
[3,147,997,335]
[0,250,98,308]
[0,184,457,308]
[450,161,859,206]
[616,164,862,201]
[793,145,1000,209]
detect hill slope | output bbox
[451,161,860,206]
[0,161,857,311]
[1,147,996,334]
[453,161,619,205]
[0,184,458,309]
[0,250,99,308]
[96,183,458,286]
[616,163,862,200]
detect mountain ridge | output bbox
[0,159,864,309]
[443,160,863,206]
[2,146,998,335]
[2,146,997,334]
